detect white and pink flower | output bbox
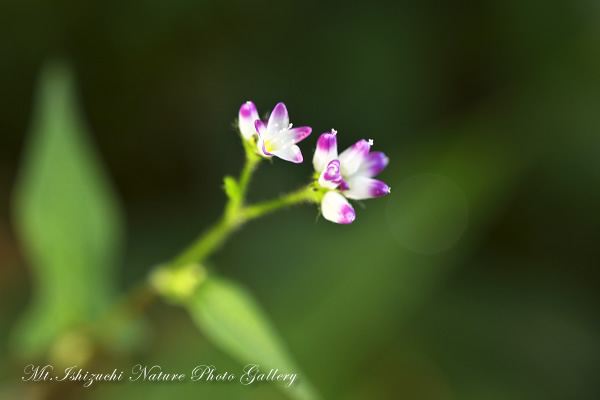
[313,130,390,224]
[237,101,312,163]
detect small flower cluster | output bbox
[238,101,390,224]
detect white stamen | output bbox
[387,186,392,194]
[368,139,374,146]
[331,129,337,135]
[288,123,293,129]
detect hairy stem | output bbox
[169,184,317,270]
[170,214,235,269]
[238,149,260,201]
[244,185,318,221]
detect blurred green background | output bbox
[1,0,600,399]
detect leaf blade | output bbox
[11,60,124,357]
[187,276,320,400]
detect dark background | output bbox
[1,0,599,399]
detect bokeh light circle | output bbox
[386,173,468,254]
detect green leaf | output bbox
[11,60,124,357]
[223,175,240,201]
[187,276,320,400]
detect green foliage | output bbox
[223,175,240,202]
[11,60,124,357]
[187,276,320,400]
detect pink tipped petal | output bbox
[339,139,371,177]
[274,126,312,150]
[288,126,312,143]
[238,101,260,139]
[255,120,273,156]
[271,145,303,163]
[344,177,390,200]
[321,191,356,224]
[254,119,267,135]
[255,119,269,139]
[318,159,343,189]
[357,151,389,178]
[338,139,371,176]
[239,101,256,118]
[313,131,339,172]
[267,102,289,132]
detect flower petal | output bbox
[318,159,343,189]
[238,101,260,140]
[356,151,389,178]
[321,191,356,224]
[313,131,338,173]
[267,102,289,133]
[339,139,371,177]
[270,145,303,163]
[287,126,312,144]
[255,120,273,156]
[268,126,312,151]
[344,176,390,200]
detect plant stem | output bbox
[168,184,317,270]
[165,136,319,271]
[238,149,260,201]
[170,214,235,269]
[243,185,317,221]
[169,145,260,270]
